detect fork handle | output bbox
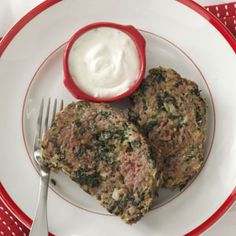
[29,172,49,236]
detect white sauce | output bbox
[68,27,140,98]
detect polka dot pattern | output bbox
[0,1,235,236]
[206,2,236,37]
[0,201,29,236]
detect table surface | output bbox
[0,1,235,235]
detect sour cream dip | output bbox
[68,27,140,98]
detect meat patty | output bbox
[128,67,207,189]
[41,101,157,224]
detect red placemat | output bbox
[205,2,236,37]
[0,2,235,236]
[0,201,29,236]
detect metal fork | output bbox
[30,98,63,236]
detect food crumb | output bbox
[51,179,56,186]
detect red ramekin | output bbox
[63,22,146,102]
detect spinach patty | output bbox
[129,67,207,189]
[41,101,158,224]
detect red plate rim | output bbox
[0,0,236,235]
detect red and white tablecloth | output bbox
[0,1,236,236]
[205,1,236,36]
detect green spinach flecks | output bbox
[149,69,166,83]
[100,110,112,118]
[115,129,126,143]
[185,155,194,162]
[142,97,148,111]
[74,119,82,127]
[128,112,141,125]
[73,168,100,187]
[191,88,201,96]
[130,140,141,148]
[143,120,157,135]
[126,140,141,152]
[156,94,164,108]
[174,79,184,88]
[154,74,165,83]
[195,106,202,128]
[76,144,87,157]
[156,92,177,112]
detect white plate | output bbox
[0,0,236,236]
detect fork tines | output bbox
[34,98,64,150]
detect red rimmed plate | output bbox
[0,1,236,235]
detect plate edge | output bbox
[177,0,236,53]
[0,0,62,57]
[0,0,235,235]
